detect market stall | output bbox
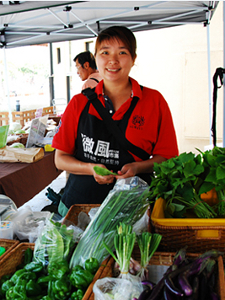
[0,151,62,207]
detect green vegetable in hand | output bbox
[93,166,117,176]
[70,265,94,289]
[84,257,99,274]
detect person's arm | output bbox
[54,149,115,184]
[115,155,166,179]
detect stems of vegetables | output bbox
[137,232,162,280]
[70,185,150,268]
[103,223,136,278]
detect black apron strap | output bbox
[89,78,99,83]
[82,87,150,161]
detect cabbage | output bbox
[15,129,26,134]
[9,142,25,148]
[9,122,22,133]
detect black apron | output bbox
[61,95,151,208]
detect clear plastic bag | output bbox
[33,215,83,266]
[70,176,150,268]
[93,277,143,300]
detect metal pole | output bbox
[207,23,212,145]
[3,47,12,123]
[223,2,225,147]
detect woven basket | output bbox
[87,251,225,300]
[65,204,151,232]
[0,239,19,262]
[151,197,225,253]
[0,242,34,279]
[64,204,101,225]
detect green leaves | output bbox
[149,146,225,218]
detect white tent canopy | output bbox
[0,1,223,145]
[0,1,218,48]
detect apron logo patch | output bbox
[131,115,145,129]
[81,134,119,164]
[81,133,95,153]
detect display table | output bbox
[0,151,62,207]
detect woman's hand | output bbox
[93,164,115,185]
[115,162,138,179]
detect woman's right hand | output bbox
[92,164,115,185]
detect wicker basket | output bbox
[151,197,225,253]
[64,204,101,225]
[65,204,151,232]
[86,251,225,300]
[0,242,34,279]
[0,239,19,262]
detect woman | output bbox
[52,26,179,217]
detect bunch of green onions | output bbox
[103,222,136,278]
[137,232,162,280]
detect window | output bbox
[57,47,61,64]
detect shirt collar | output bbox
[95,77,142,100]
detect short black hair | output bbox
[73,51,97,69]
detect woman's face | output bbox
[95,38,135,84]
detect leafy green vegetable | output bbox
[93,166,117,176]
[103,223,136,278]
[149,151,217,218]
[137,232,162,279]
[34,216,76,266]
[69,178,150,268]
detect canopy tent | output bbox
[0,1,223,145]
[0,1,219,48]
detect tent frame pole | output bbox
[3,47,12,123]
[223,1,225,147]
[207,22,212,146]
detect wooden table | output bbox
[0,151,62,207]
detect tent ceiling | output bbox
[0,1,219,48]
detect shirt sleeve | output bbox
[52,94,85,154]
[152,95,179,159]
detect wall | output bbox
[52,1,224,154]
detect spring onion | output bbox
[69,179,150,268]
[137,232,162,280]
[103,223,136,279]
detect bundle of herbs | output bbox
[149,151,218,219]
[199,146,225,216]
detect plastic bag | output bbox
[70,176,150,268]
[10,206,51,242]
[0,125,9,148]
[34,215,83,266]
[93,277,143,300]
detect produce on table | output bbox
[0,247,100,300]
[33,216,77,266]
[9,142,25,148]
[70,177,150,268]
[137,232,162,280]
[103,223,136,280]
[142,248,222,300]
[149,147,225,218]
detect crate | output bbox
[0,239,19,262]
[0,239,111,300]
[0,112,9,126]
[87,251,225,300]
[0,242,34,279]
[151,197,225,253]
[64,204,101,226]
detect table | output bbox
[0,151,62,207]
